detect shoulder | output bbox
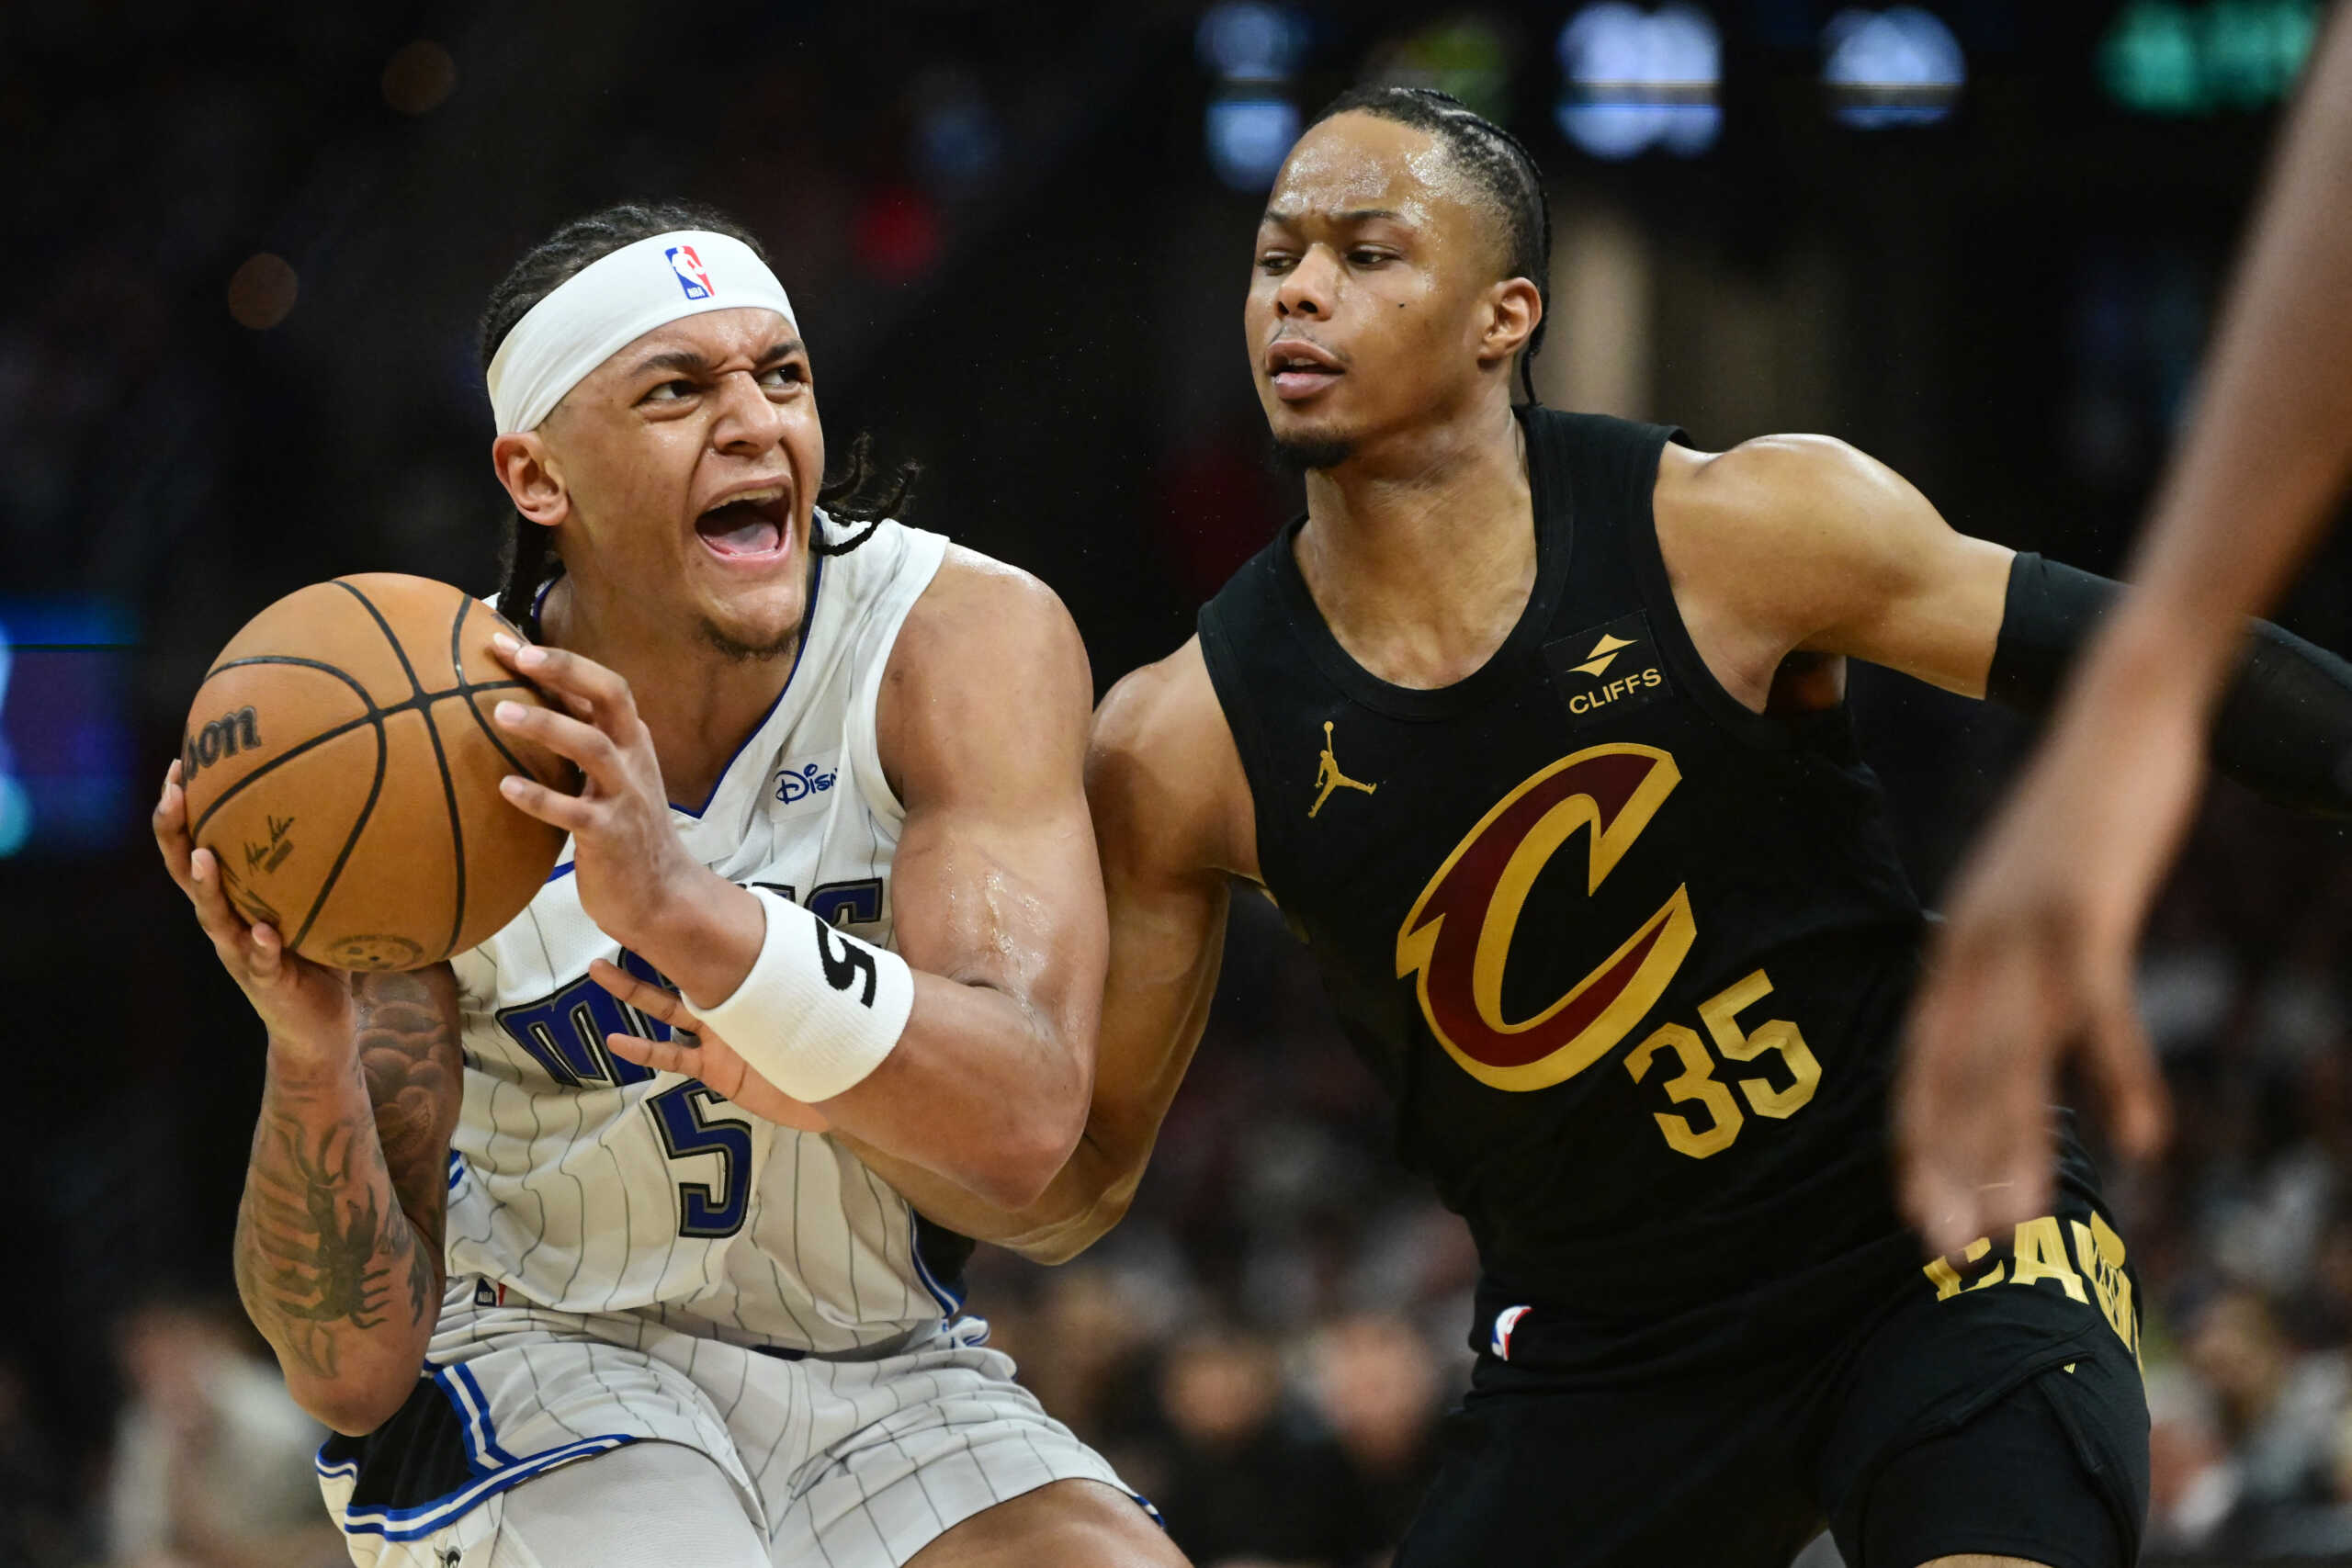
[1655,434,1955,624]
[1091,637,1256,881]
[876,544,1091,804]
[889,543,1088,683]
[1657,433,1916,538]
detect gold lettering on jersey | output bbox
[1309,720,1379,818]
[1396,744,1693,1092]
[1566,666,1668,716]
[2070,1213,2144,1364]
[1922,1213,2142,1363]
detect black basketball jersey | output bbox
[1200,409,1955,1371]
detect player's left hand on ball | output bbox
[589,957,832,1134]
[487,635,710,952]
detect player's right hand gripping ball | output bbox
[179,573,571,971]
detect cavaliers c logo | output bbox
[1396,744,1694,1092]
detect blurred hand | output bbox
[153,759,355,1058]
[1897,656,2192,1256]
[590,957,832,1134]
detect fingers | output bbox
[153,760,196,892]
[493,700,625,790]
[588,959,693,1028]
[497,771,600,834]
[491,634,636,727]
[1897,930,2055,1257]
[605,1031,703,1078]
[2086,975,2172,1160]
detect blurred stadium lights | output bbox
[1206,97,1304,191]
[1199,2,1308,191]
[1554,3,1722,162]
[851,186,942,280]
[2099,0,2321,115]
[910,70,1003,195]
[1196,2,1308,82]
[1822,6,1966,128]
[1363,15,1513,122]
[0,600,135,860]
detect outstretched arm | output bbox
[1899,9,2352,1255]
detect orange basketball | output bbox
[179,573,571,972]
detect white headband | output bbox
[485,230,797,434]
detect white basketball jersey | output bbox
[444,520,962,1355]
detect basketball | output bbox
[178,573,571,972]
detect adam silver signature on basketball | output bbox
[153,202,1185,1568]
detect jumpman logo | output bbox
[1310,721,1378,818]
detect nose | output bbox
[1274,243,1338,321]
[708,368,788,456]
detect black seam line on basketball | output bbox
[425,596,477,964]
[446,599,546,788]
[185,675,537,844]
[204,650,533,708]
[332,579,431,703]
[187,657,383,845]
[288,704,390,955]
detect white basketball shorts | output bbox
[317,1280,1147,1567]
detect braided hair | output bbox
[1305,85,1553,405]
[479,200,917,630]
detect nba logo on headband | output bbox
[666,244,714,300]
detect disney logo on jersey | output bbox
[1395,744,1695,1093]
[1544,612,1673,729]
[775,759,838,805]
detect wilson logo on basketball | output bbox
[1395,744,1694,1092]
[183,705,261,781]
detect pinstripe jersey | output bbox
[442,518,964,1356]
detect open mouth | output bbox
[1266,342,1343,400]
[695,486,791,562]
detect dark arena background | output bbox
[6,2,2351,1564]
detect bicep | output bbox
[883,570,1104,1035]
[354,964,465,1236]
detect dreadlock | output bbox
[1306,85,1553,406]
[479,200,917,632]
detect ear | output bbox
[1476,276,1544,371]
[491,431,569,528]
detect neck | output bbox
[1292,390,1533,690]
[539,571,800,810]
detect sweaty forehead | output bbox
[1265,112,1482,231]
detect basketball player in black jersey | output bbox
[613,87,2352,1567]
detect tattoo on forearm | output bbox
[236,1103,407,1379]
[233,969,461,1383]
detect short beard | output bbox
[695,616,801,664]
[1270,432,1355,474]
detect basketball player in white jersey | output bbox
[153,202,1186,1568]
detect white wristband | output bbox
[684,886,915,1103]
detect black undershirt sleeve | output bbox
[1986,552,2352,818]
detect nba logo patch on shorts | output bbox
[1491,1304,1532,1360]
[666,245,714,299]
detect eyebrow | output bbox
[1260,207,1406,228]
[627,337,805,379]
